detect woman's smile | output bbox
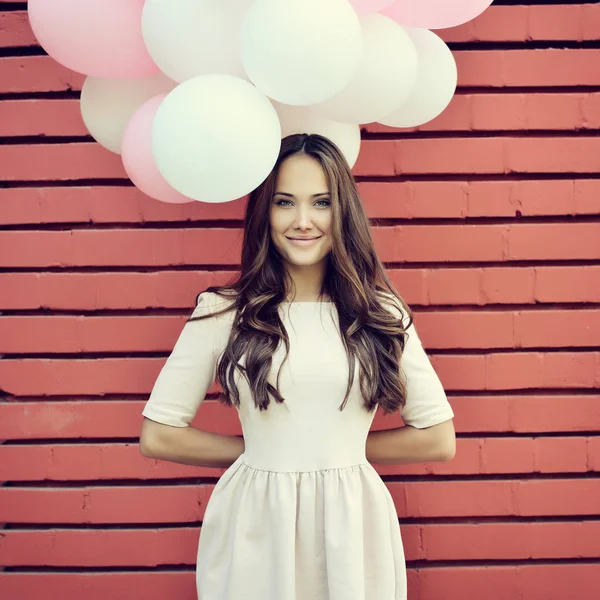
[286,235,322,246]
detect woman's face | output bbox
[269,153,333,268]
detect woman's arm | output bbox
[140,417,245,469]
[139,292,244,469]
[366,418,455,465]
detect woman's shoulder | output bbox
[192,288,238,319]
[197,289,237,305]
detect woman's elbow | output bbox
[438,437,456,461]
[139,430,158,458]
[139,417,171,458]
[428,419,456,462]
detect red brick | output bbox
[0,186,244,226]
[507,223,600,260]
[518,479,600,516]
[0,528,200,567]
[399,480,516,517]
[523,94,589,130]
[542,352,597,388]
[480,438,535,474]
[390,269,429,305]
[0,56,84,94]
[582,4,600,40]
[416,311,514,349]
[515,310,600,348]
[510,395,600,433]
[430,355,487,391]
[0,98,86,137]
[505,137,600,173]
[353,140,395,176]
[519,565,600,600]
[481,267,536,304]
[529,5,600,42]
[0,401,238,441]
[444,396,513,432]
[589,437,600,471]
[535,437,589,473]
[398,225,506,262]
[416,567,522,600]
[535,266,600,303]
[426,268,483,305]
[516,180,575,216]
[0,144,126,181]
[470,93,528,130]
[464,180,516,217]
[358,181,468,219]
[485,352,543,390]
[456,50,600,87]
[394,138,505,174]
[0,10,36,48]
[422,522,600,561]
[573,179,600,214]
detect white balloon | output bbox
[313,14,417,124]
[241,0,363,106]
[152,75,282,203]
[80,72,176,154]
[378,27,457,128]
[272,100,361,169]
[142,0,254,83]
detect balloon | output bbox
[272,100,361,169]
[378,28,457,128]
[121,95,194,204]
[241,0,362,106]
[313,14,417,125]
[80,72,176,154]
[142,0,254,83]
[27,0,158,78]
[349,0,395,17]
[152,75,281,203]
[382,0,493,30]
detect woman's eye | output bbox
[275,199,330,207]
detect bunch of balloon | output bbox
[27,0,493,205]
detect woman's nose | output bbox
[293,208,313,228]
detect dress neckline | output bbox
[281,301,333,304]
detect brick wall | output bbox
[1,1,599,598]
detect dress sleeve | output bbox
[398,308,455,428]
[141,291,225,428]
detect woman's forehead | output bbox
[275,154,329,190]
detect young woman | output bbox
[139,133,456,600]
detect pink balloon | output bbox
[121,95,194,204]
[28,0,158,77]
[349,0,395,17]
[382,0,493,29]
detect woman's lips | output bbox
[286,236,322,246]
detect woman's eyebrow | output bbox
[273,192,330,198]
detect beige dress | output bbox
[142,291,454,600]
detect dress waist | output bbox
[240,448,368,473]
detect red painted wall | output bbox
[1,2,600,598]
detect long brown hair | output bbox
[189,133,413,415]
